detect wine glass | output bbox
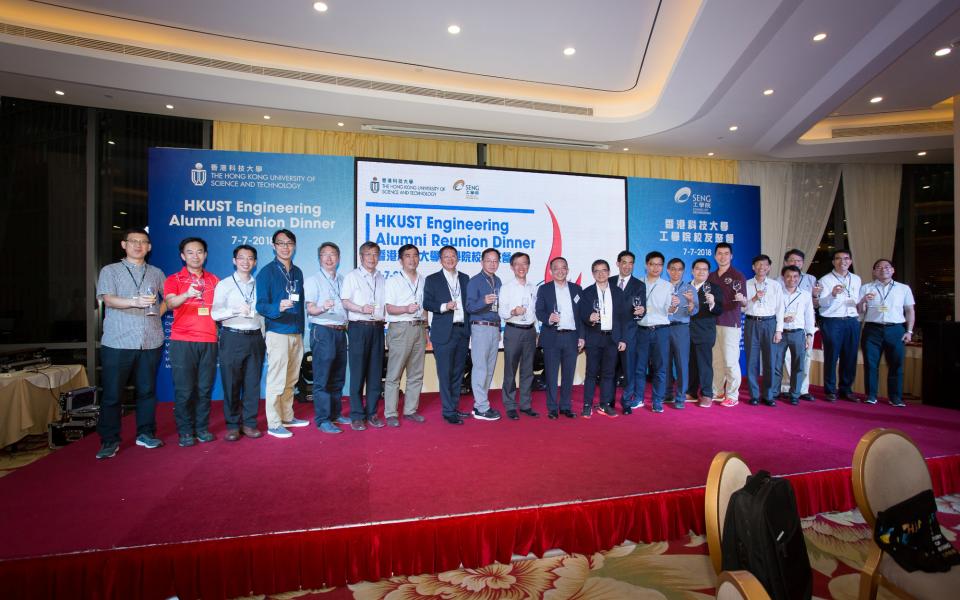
[553,303,561,327]
[143,285,158,316]
[703,282,712,295]
[632,295,643,320]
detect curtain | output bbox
[739,161,841,261]
[487,144,738,184]
[214,121,478,165]
[842,164,903,270]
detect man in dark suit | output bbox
[423,246,471,425]
[610,250,646,412]
[688,258,725,407]
[578,259,628,418]
[534,256,584,419]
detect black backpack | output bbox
[721,470,813,600]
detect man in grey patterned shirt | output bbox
[95,228,167,459]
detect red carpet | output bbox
[2,388,960,599]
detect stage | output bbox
[2,388,959,599]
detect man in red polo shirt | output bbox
[164,237,220,447]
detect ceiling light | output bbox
[934,47,951,57]
[922,185,931,189]
[869,96,883,104]
[707,152,715,156]
[313,2,328,12]
[622,147,629,151]
[107,140,115,145]
[763,89,774,96]
[917,151,927,156]
[932,229,938,233]
[728,125,738,131]
[447,25,460,34]
[165,104,174,109]
[812,33,827,42]
[54,90,65,96]
[263,115,271,120]
[563,47,576,56]
[337,122,344,127]
[119,211,127,215]
[112,225,120,229]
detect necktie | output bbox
[619,279,626,290]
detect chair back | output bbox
[852,428,931,528]
[716,570,772,600]
[706,451,752,575]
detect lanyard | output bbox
[321,270,341,299]
[598,286,607,315]
[485,274,499,295]
[122,262,146,294]
[832,271,851,296]
[362,270,379,301]
[445,272,460,299]
[874,281,894,305]
[276,261,297,291]
[232,274,254,305]
[404,273,421,302]
[785,290,802,311]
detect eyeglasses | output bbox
[124,238,149,246]
[274,241,295,248]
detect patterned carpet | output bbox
[236,495,960,600]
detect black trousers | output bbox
[583,334,618,408]
[169,340,218,435]
[219,329,265,430]
[347,323,385,420]
[433,324,470,418]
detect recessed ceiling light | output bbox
[563,47,576,56]
[119,211,127,215]
[869,96,883,104]
[707,152,715,156]
[107,140,115,145]
[313,2,328,12]
[337,122,344,127]
[165,104,174,109]
[812,33,827,42]
[922,185,931,189]
[263,115,271,120]
[728,125,738,131]
[763,89,774,96]
[54,90,65,96]
[934,47,951,57]
[917,151,927,156]
[923,221,930,225]
[112,225,120,229]
[622,147,629,151]
[447,25,461,34]
[932,229,938,233]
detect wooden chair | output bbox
[716,570,772,600]
[706,451,752,575]
[852,428,960,599]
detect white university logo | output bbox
[191,163,207,186]
[674,186,692,204]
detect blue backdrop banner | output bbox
[148,148,354,401]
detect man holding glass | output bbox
[341,241,387,430]
[465,247,504,421]
[707,242,748,407]
[383,244,428,427]
[578,259,627,418]
[256,229,308,438]
[164,237,220,447]
[211,244,264,441]
[95,228,166,459]
[498,252,539,420]
[535,256,584,419]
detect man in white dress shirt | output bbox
[341,241,387,430]
[498,252,539,420]
[817,249,862,402]
[857,259,915,407]
[383,244,428,427]
[773,265,815,405]
[211,245,265,441]
[743,254,785,407]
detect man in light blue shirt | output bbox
[304,242,350,434]
[665,258,699,409]
[633,251,680,414]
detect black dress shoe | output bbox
[547,411,559,419]
[748,398,760,406]
[824,393,837,402]
[519,408,539,418]
[560,409,575,418]
[456,410,471,419]
[622,406,633,415]
[507,409,520,420]
[444,415,464,425]
[762,399,777,407]
[800,394,814,401]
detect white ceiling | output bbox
[1,0,958,164]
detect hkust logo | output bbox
[453,179,465,191]
[674,186,692,204]
[191,163,207,186]
[454,179,480,199]
[370,177,380,193]
[675,185,712,215]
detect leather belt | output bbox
[321,324,347,331]
[745,315,775,321]
[639,324,667,330]
[597,330,612,335]
[350,320,385,326]
[669,321,688,326]
[222,327,260,335]
[471,320,499,327]
[782,328,804,333]
[556,329,575,334]
[506,322,534,329]
[391,320,424,326]
[865,322,903,328]
[451,322,465,327]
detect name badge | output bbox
[844,298,857,307]
[573,294,580,303]
[197,307,210,316]
[288,293,300,302]
[878,305,889,313]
